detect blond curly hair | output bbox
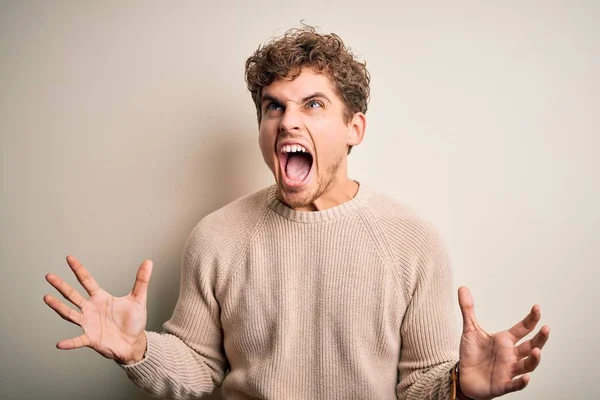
[245,25,371,128]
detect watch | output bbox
[451,363,475,400]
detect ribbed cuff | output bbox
[407,361,456,399]
[118,331,164,383]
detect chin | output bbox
[276,181,318,210]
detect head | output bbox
[245,26,370,210]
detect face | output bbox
[258,68,365,211]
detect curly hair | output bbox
[245,25,371,127]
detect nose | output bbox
[278,104,302,133]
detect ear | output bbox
[347,112,366,147]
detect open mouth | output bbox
[278,144,314,188]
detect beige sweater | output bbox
[122,183,459,399]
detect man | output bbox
[44,26,549,399]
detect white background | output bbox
[1,1,598,399]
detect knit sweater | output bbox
[121,183,460,399]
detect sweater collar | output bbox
[267,181,370,223]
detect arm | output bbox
[395,240,550,400]
[393,222,550,400]
[44,222,228,400]
[120,222,228,398]
[396,226,459,400]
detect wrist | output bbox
[452,363,475,400]
[120,332,148,365]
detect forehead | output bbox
[261,68,337,100]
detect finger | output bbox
[458,286,479,332]
[512,348,542,376]
[131,260,153,304]
[502,373,530,394]
[517,325,550,357]
[43,294,83,325]
[56,332,91,350]
[66,255,101,296]
[45,273,87,309]
[508,304,541,340]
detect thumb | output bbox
[131,260,153,304]
[458,286,478,333]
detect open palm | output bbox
[44,255,152,365]
[457,287,550,400]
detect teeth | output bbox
[281,144,308,154]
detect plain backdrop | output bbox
[1,1,598,399]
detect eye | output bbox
[306,100,323,108]
[266,102,283,111]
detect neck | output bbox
[295,177,359,212]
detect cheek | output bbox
[258,125,276,164]
[312,122,348,161]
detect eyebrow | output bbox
[260,92,332,105]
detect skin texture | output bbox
[44,255,150,364]
[457,287,550,399]
[258,67,366,211]
[44,68,549,398]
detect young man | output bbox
[44,26,549,399]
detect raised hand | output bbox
[44,255,153,365]
[457,286,550,400]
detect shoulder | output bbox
[362,186,452,297]
[363,186,446,257]
[184,186,272,260]
[198,186,271,232]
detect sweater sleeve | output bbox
[396,223,459,400]
[119,220,228,399]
